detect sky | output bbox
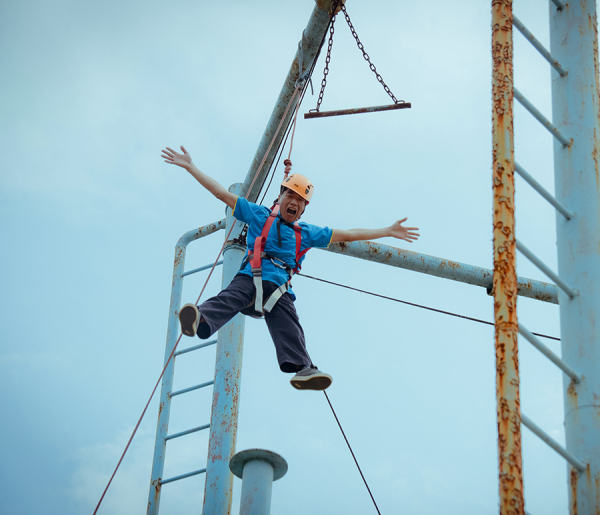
[0,0,582,514]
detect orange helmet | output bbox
[281,173,314,203]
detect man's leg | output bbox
[263,290,311,372]
[180,275,255,339]
[264,288,332,390]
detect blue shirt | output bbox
[233,197,333,298]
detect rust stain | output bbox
[571,467,579,515]
[595,473,600,515]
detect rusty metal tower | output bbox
[145,1,600,514]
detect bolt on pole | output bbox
[491,1,525,514]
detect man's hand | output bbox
[390,218,420,243]
[162,146,192,170]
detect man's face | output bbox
[278,188,307,223]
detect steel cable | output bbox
[298,273,560,342]
[324,391,382,515]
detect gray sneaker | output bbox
[290,365,332,391]
[179,303,199,337]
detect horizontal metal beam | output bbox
[514,87,571,146]
[165,424,210,442]
[159,468,207,485]
[516,239,578,299]
[514,162,575,219]
[174,339,217,357]
[182,261,224,278]
[321,241,558,304]
[518,324,580,382]
[513,15,567,76]
[521,413,586,472]
[304,102,411,119]
[170,380,214,398]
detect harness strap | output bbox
[263,282,290,313]
[249,206,280,313]
[246,204,311,315]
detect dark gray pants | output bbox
[196,274,312,373]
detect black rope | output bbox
[324,391,382,515]
[298,273,560,342]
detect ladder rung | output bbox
[175,339,217,356]
[159,468,207,485]
[513,88,571,147]
[512,15,567,77]
[514,162,574,220]
[518,324,580,382]
[165,424,210,441]
[182,261,223,278]
[170,380,214,398]
[521,414,586,472]
[516,239,578,299]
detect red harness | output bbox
[246,204,310,316]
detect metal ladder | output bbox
[146,218,227,515]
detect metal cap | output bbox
[229,449,288,481]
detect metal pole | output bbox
[240,0,338,202]
[229,449,288,515]
[492,1,525,514]
[549,1,600,513]
[147,220,226,515]
[203,184,247,515]
[322,241,559,304]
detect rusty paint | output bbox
[492,1,525,514]
[571,467,579,515]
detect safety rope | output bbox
[298,273,560,342]
[324,391,382,515]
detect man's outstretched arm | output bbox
[332,218,420,243]
[161,145,237,208]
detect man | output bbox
[162,145,420,390]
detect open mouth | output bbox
[286,207,297,217]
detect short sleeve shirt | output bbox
[233,197,333,299]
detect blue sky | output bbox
[1,0,578,513]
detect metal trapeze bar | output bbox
[321,241,558,304]
[518,323,581,382]
[174,339,217,357]
[521,414,586,472]
[516,239,578,299]
[514,162,575,220]
[304,102,411,119]
[165,424,211,442]
[159,468,207,485]
[513,15,567,77]
[182,261,224,278]
[514,87,571,147]
[551,0,566,11]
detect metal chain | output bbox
[312,11,337,112]
[340,5,402,104]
